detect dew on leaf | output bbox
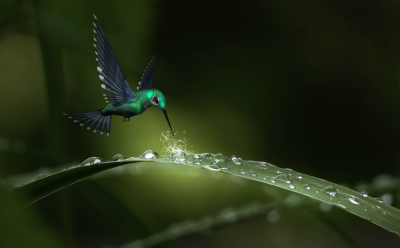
[112,154,126,161]
[272,174,292,184]
[140,150,159,159]
[80,157,104,166]
[348,197,360,205]
[323,186,339,197]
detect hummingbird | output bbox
[63,14,175,140]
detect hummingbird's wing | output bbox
[136,57,154,91]
[93,14,137,107]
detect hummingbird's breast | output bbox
[101,100,145,117]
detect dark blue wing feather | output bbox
[93,14,137,106]
[136,57,154,91]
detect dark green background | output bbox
[1,0,400,247]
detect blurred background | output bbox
[1,0,400,247]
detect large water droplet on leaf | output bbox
[203,164,222,171]
[230,155,242,165]
[257,162,269,170]
[348,197,360,205]
[272,174,292,184]
[140,150,159,159]
[323,186,338,197]
[80,157,104,166]
[213,153,227,162]
[112,154,126,161]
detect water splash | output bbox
[160,130,193,159]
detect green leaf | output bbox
[9,151,400,236]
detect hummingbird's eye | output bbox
[151,95,159,105]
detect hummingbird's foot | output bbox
[127,118,130,122]
[122,117,126,122]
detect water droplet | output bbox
[201,153,213,159]
[257,162,269,170]
[288,185,295,189]
[230,155,242,165]
[303,184,311,190]
[80,157,104,166]
[276,170,283,174]
[271,179,276,183]
[172,149,186,162]
[213,153,227,162]
[61,168,67,172]
[34,174,46,181]
[112,154,126,161]
[203,164,222,171]
[140,150,159,159]
[374,197,384,203]
[295,174,303,179]
[348,197,360,205]
[239,169,246,175]
[272,174,292,184]
[323,186,339,197]
[249,169,257,177]
[360,191,368,197]
[315,190,319,193]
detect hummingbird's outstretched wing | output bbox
[93,14,137,107]
[136,57,154,91]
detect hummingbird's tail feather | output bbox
[63,109,112,136]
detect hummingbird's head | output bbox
[146,89,166,110]
[144,89,176,142]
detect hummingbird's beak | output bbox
[162,109,176,142]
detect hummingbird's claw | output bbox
[127,118,130,122]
